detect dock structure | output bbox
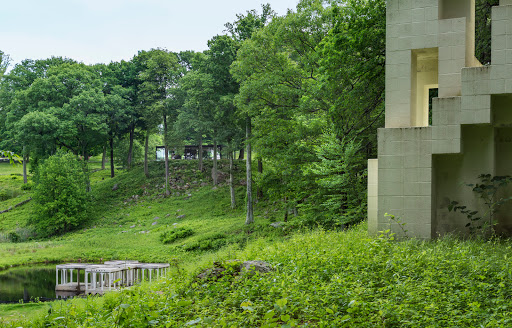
[55,260,170,298]
[55,263,93,299]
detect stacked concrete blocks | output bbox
[368,0,512,238]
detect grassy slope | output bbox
[2,161,512,326]
[0,159,285,321]
[0,159,271,269]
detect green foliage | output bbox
[20,182,33,191]
[7,231,20,243]
[8,225,512,327]
[232,0,385,223]
[183,232,228,251]
[159,227,194,244]
[449,174,512,235]
[302,135,368,227]
[0,150,21,165]
[0,188,22,201]
[475,0,500,65]
[31,152,89,237]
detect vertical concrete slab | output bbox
[367,159,379,235]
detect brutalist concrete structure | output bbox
[368,0,512,238]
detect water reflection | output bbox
[0,265,56,303]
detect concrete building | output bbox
[368,0,512,238]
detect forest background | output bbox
[0,0,498,234]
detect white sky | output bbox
[1,0,299,66]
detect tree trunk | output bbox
[238,148,244,160]
[127,127,134,169]
[230,151,236,209]
[245,117,254,225]
[213,139,218,186]
[164,115,169,196]
[144,130,149,178]
[198,135,203,171]
[101,146,106,170]
[110,136,115,178]
[84,150,91,192]
[22,146,27,184]
[257,158,263,200]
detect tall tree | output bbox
[138,49,180,192]
[227,4,276,223]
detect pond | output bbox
[0,265,57,303]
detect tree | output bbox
[227,4,276,223]
[0,57,77,182]
[31,151,89,237]
[0,50,10,78]
[137,49,180,192]
[232,0,385,227]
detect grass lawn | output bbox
[0,162,23,176]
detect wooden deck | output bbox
[55,260,169,298]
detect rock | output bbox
[212,170,229,183]
[165,214,170,217]
[270,222,285,228]
[119,225,122,227]
[153,216,160,220]
[121,231,128,233]
[177,209,182,212]
[173,223,178,226]
[200,182,208,187]
[152,222,157,226]
[130,225,136,228]
[177,215,186,219]
[241,261,273,276]
[112,184,119,191]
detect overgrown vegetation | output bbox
[4,225,512,327]
[159,227,194,244]
[449,174,512,235]
[31,152,89,237]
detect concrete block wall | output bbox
[385,0,438,128]
[367,0,512,238]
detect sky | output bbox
[1,0,299,67]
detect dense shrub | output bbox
[30,152,89,237]
[0,188,21,201]
[20,182,33,190]
[159,227,194,244]
[183,232,228,251]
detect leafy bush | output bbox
[183,232,227,251]
[0,188,22,201]
[30,151,89,237]
[448,174,512,235]
[159,227,194,244]
[21,182,33,190]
